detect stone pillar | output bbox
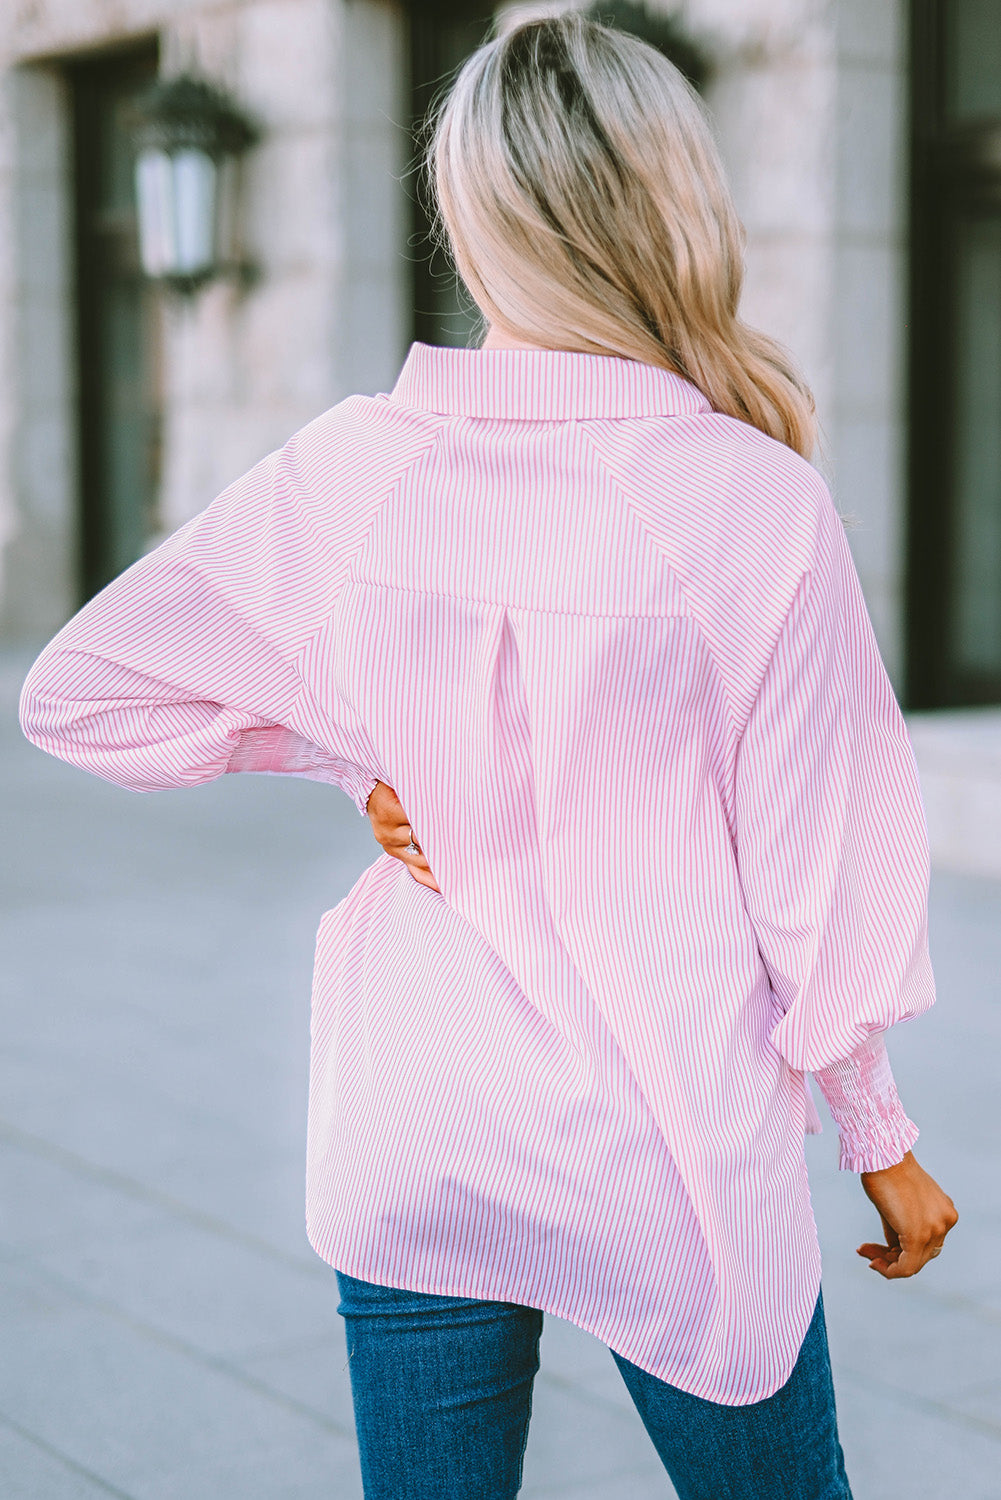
[0,64,77,639]
[830,0,909,683]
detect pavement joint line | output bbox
[0,1408,139,1500]
[0,1116,328,1281]
[896,1283,1001,1327]
[824,1266,1001,1327]
[2,1247,357,1442]
[227,1326,351,1367]
[837,1362,1001,1443]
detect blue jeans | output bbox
[335,1272,853,1500]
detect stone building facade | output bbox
[0,0,998,867]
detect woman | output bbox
[20,15,956,1499]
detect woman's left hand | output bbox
[857,1151,958,1278]
[365,781,441,892]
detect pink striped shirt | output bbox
[20,344,934,1403]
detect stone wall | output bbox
[673,0,909,681]
[0,0,409,636]
[0,0,909,686]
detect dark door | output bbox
[408,3,495,348]
[70,42,162,603]
[908,0,1001,706]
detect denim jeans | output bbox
[335,1272,853,1500]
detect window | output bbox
[908,0,1001,706]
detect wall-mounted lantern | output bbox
[133,75,258,293]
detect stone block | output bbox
[0,1131,165,1258]
[684,0,833,65]
[833,418,906,677]
[0,501,73,635]
[236,1323,356,1429]
[836,0,905,67]
[340,0,406,133]
[10,64,67,182]
[12,417,75,598]
[341,119,407,276]
[708,56,836,238]
[337,264,410,399]
[832,1371,1001,1500]
[0,1259,364,1499]
[245,131,340,275]
[740,232,834,412]
[0,1421,115,1500]
[237,0,338,133]
[2,0,155,66]
[908,711,1001,878]
[33,1215,343,1362]
[830,414,904,582]
[0,72,22,178]
[857,577,902,687]
[233,269,338,409]
[14,175,71,299]
[833,241,903,415]
[837,62,905,239]
[14,293,74,410]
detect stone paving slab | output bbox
[3,646,1000,1498]
[0,1259,364,1500]
[0,1417,131,1500]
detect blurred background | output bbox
[2,0,1000,864]
[1,2,1000,1498]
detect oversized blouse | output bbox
[20,344,935,1404]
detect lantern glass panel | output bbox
[173,148,218,276]
[135,148,174,277]
[134,145,219,280]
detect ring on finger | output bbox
[404,826,421,856]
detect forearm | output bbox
[812,1033,918,1172]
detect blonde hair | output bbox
[430,14,816,458]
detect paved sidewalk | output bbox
[2,645,999,1499]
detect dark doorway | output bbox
[408,3,494,349]
[907,0,1001,707]
[69,41,162,604]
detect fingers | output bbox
[365,781,409,844]
[876,1244,940,1279]
[364,783,443,893]
[856,1236,949,1279]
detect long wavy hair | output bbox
[429,13,816,459]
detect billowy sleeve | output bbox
[733,491,934,1170]
[19,425,379,815]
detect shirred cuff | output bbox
[226,726,378,815]
[811,1033,919,1172]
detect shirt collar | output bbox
[388,342,713,422]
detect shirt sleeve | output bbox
[225,727,378,814]
[732,488,936,1084]
[19,427,378,815]
[812,1035,918,1172]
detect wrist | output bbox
[860,1148,915,1182]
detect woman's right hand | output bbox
[857,1151,958,1279]
[365,781,441,892]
